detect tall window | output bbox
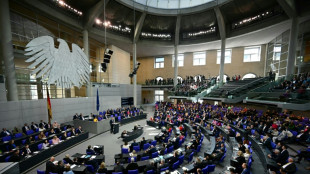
[154,57,164,68]
[273,45,281,60]
[155,90,164,102]
[172,54,184,67]
[193,52,206,66]
[216,50,232,64]
[244,46,261,62]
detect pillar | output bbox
[83,30,91,96]
[0,0,18,101]
[174,45,178,87]
[219,38,226,86]
[286,17,298,79]
[133,43,137,106]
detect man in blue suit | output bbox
[241,163,251,174]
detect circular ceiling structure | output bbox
[133,0,215,9]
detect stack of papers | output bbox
[71,164,76,169]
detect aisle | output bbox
[27,106,157,173]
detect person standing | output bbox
[110,117,115,133]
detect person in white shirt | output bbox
[244,149,251,162]
[43,140,50,149]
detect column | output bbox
[0,0,18,101]
[219,38,226,86]
[174,45,178,87]
[286,17,298,79]
[83,30,91,96]
[133,43,137,106]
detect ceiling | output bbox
[24,0,310,57]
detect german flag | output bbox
[46,85,53,124]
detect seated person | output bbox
[73,113,79,120]
[55,160,65,174]
[120,130,128,139]
[85,157,98,171]
[31,122,39,131]
[126,157,139,171]
[73,157,82,165]
[43,139,50,149]
[122,142,130,151]
[86,145,96,155]
[45,157,56,174]
[188,157,204,173]
[157,159,169,173]
[144,160,156,173]
[114,161,124,173]
[130,139,139,151]
[7,140,16,151]
[62,132,68,140]
[97,162,108,173]
[63,164,74,174]
[75,126,83,134]
[63,154,74,164]
[168,151,179,165]
[38,131,46,140]
[52,136,60,145]
[280,158,296,174]
[184,146,193,160]
[49,128,56,135]
[1,128,12,137]
[10,149,23,162]
[146,145,157,155]
[232,151,246,173]
[208,149,224,162]
[140,137,146,149]
[241,163,251,174]
[38,125,45,132]
[28,136,35,144]
[22,144,33,156]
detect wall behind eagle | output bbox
[0,95,121,131]
[109,45,131,84]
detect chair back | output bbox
[141,156,149,161]
[143,143,150,151]
[160,167,169,172]
[196,144,202,153]
[5,155,11,162]
[67,132,71,137]
[121,148,129,154]
[167,146,174,153]
[133,146,140,152]
[45,132,49,137]
[85,165,95,173]
[151,140,157,146]
[37,143,43,151]
[49,139,53,145]
[207,165,216,173]
[128,169,138,174]
[178,155,184,165]
[15,133,23,138]
[151,152,159,158]
[35,135,39,140]
[22,139,27,145]
[219,154,226,163]
[188,152,194,162]
[146,170,154,174]
[202,166,208,174]
[172,161,179,170]
[3,136,12,142]
[37,170,45,174]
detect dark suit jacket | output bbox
[63,157,74,164]
[126,162,139,171]
[114,165,125,172]
[263,137,272,151]
[31,124,38,131]
[45,161,56,174]
[55,165,64,174]
[130,142,139,151]
[1,130,12,137]
[144,164,156,173]
[10,154,22,162]
[241,168,251,174]
[275,150,289,165]
[22,126,29,134]
[281,163,296,174]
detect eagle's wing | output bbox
[71,44,90,88]
[24,36,55,81]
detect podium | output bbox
[113,123,119,134]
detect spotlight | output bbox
[103,59,110,63]
[104,54,111,59]
[105,48,113,55]
[101,63,107,72]
[137,62,140,66]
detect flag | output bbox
[96,88,100,112]
[46,85,52,124]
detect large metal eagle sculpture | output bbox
[24,36,89,88]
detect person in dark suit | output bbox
[157,159,169,173]
[173,135,180,149]
[63,154,74,164]
[184,146,193,160]
[114,161,125,173]
[126,157,139,171]
[168,151,179,165]
[233,151,246,173]
[22,123,30,134]
[110,117,115,133]
[280,158,296,174]
[73,113,78,120]
[144,160,156,173]
[238,142,246,153]
[241,163,251,174]
[76,126,83,134]
[130,139,139,152]
[22,144,32,156]
[10,150,22,162]
[31,122,39,131]
[45,156,56,174]
[86,145,96,155]
[278,145,289,165]
[7,140,16,151]
[140,137,146,149]
[210,149,224,162]
[39,120,47,129]
[188,157,204,173]
[262,134,273,152]
[85,158,98,171]
[72,157,82,165]
[55,160,65,174]
[147,145,157,155]
[1,128,12,137]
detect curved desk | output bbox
[122,127,144,142]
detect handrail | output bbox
[229,77,267,94]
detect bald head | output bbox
[288,157,294,163]
[50,156,55,162]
